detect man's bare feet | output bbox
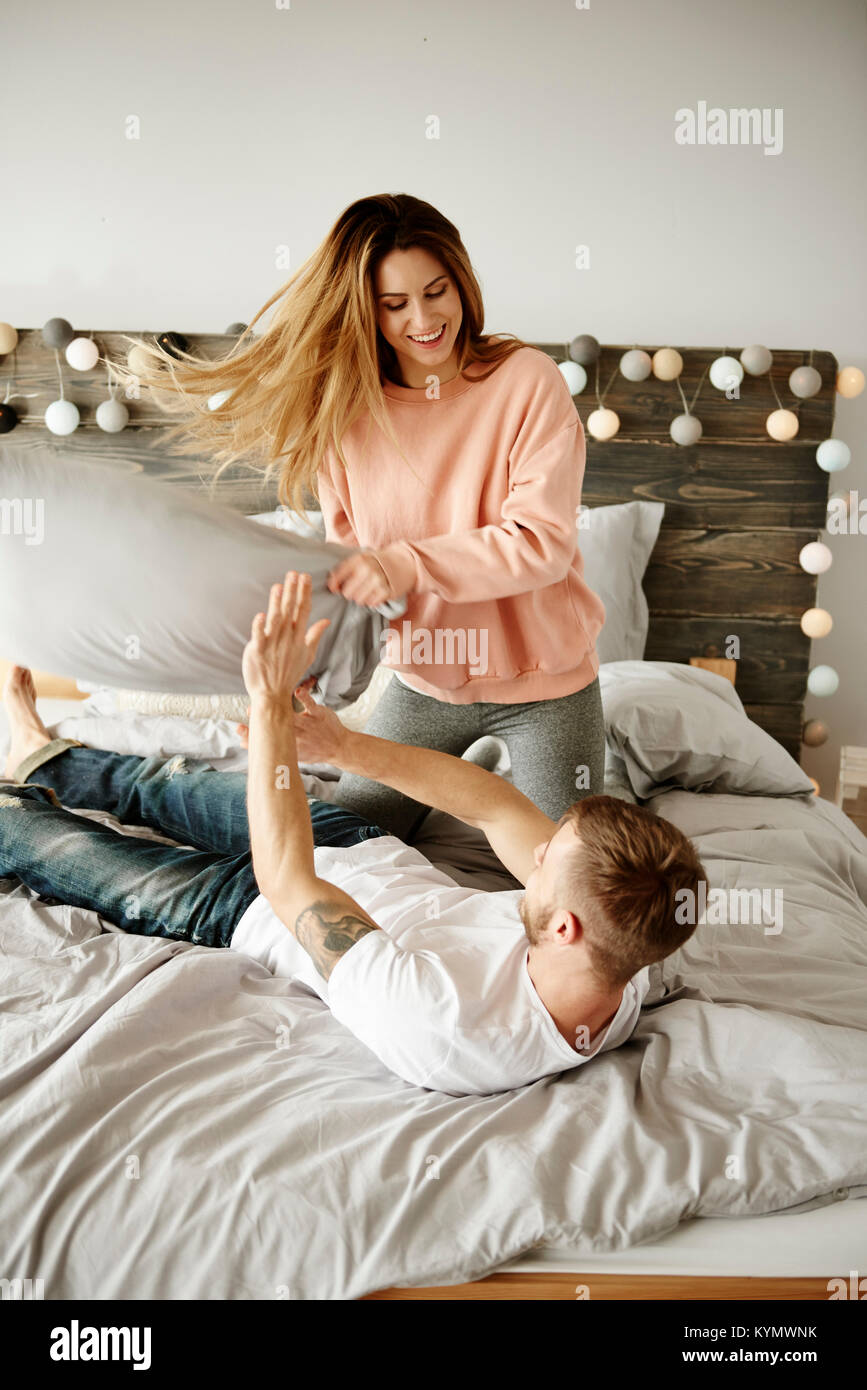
[3,665,53,779]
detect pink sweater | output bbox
[316,345,606,704]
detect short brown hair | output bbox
[557,795,708,990]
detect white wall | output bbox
[3,0,865,797]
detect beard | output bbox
[518,892,547,947]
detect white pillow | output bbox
[578,501,664,662]
[600,661,814,798]
[248,506,325,538]
[111,690,251,720]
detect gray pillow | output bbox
[578,500,665,663]
[603,745,639,804]
[0,447,403,710]
[599,660,815,798]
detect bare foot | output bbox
[3,666,52,778]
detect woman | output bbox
[128,194,607,839]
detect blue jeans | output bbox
[0,744,387,948]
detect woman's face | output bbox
[373,246,463,387]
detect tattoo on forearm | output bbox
[295,901,378,980]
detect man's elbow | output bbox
[251,856,319,918]
[260,878,326,937]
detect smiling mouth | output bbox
[407,323,446,345]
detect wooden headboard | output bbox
[8,330,837,758]
[538,342,836,761]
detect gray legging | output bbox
[334,674,605,840]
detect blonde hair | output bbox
[113,193,533,517]
[558,796,709,990]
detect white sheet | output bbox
[503,1193,867,1277]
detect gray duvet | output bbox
[1,726,866,1298]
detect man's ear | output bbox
[556,910,583,945]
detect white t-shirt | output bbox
[230,834,650,1096]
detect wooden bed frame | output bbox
[364,1273,831,1300]
[4,331,841,1299]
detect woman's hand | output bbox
[237,682,347,766]
[241,571,330,703]
[326,550,396,607]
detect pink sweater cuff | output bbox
[376,541,418,597]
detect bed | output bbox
[1,335,864,1300]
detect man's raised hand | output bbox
[241,571,330,703]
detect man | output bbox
[0,571,707,1095]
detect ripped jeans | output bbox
[0,741,387,948]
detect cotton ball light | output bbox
[652,348,683,380]
[207,389,234,411]
[807,664,839,697]
[789,365,822,399]
[709,355,744,391]
[670,413,703,445]
[65,337,99,371]
[800,608,833,638]
[96,398,130,433]
[836,366,865,398]
[45,399,80,435]
[0,403,19,433]
[802,719,829,748]
[0,323,19,354]
[156,332,189,359]
[619,349,652,382]
[740,344,773,375]
[815,439,851,473]
[766,409,799,441]
[798,541,832,574]
[557,360,587,395]
[569,334,600,366]
[127,344,154,377]
[586,408,620,441]
[42,317,75,350]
